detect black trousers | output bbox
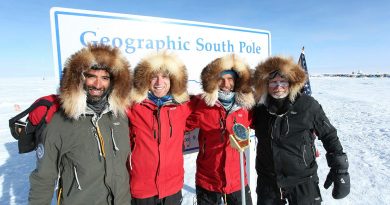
[196,185,253,205]
[256,178,322,205]
[131,190,182,205]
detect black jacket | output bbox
[252,94,343,188]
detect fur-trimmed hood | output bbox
[201,54,254,109]
[131,52,189,104]
[60,44,132,119]
[253,56,307,104]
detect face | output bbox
[218,74,235,92]
[268,75,290,99]
[83,69,111,102]
[150,72,170,98]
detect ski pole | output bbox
[230,123,250,205]
[239,150,246,205]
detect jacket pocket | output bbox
[301,142,315,168]
[301,144,309,167]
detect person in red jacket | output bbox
[126,52,193,205]
[186,54,255,205]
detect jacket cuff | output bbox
[326,152,349,170]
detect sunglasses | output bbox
[268,81,289,88]
[268,70,287,79]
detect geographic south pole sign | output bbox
[50,7,271,83]
[50,7,270,202]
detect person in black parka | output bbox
[252,56,350,205]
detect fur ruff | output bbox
[131,51,189,103]
[253,56,307,104]
[60,44,132,119]
[201,54,254,109]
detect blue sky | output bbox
[1,0,389,77]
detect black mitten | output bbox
[324,153,350,199]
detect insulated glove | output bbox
[324,169,350,199]
[324,153,350,199]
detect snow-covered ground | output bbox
[0,76,389,204]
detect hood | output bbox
[59,44,132,119]
[253,56,307,104]
[131,52,189,104]
[200,54,254,109]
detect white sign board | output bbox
[50,6,271,152]
[50,7,271,84]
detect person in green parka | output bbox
[28,44,132,205]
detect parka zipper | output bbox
[152,109,157,140]
[167,110,172,138]
[157,108,161,144]
[269,116,277,186]
[219,109,228,142]
[219,118,225,142]
[93,127,105,159]
[95,124,106,159]
[155,106,162,196]
[92,115,113,202]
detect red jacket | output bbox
[186,96,252,194]
[126,99,193,199]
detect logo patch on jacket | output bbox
[36,143,45,159]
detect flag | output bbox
[298,46,312,95]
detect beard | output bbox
[84,85,111,114]
[84,85,110,103]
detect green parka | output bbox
[29,108,131,205]
[28,44,132,205]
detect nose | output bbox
[222,79,232,90]
[92,78,102,88]
[222,79,228,87]
[155,76,164,84]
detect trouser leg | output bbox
[131,196,158,205]
[131,190,182,205]
[226,185,253,205]
[256,179,286,205]
[161,190,183,205]
[196,185,223,205]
